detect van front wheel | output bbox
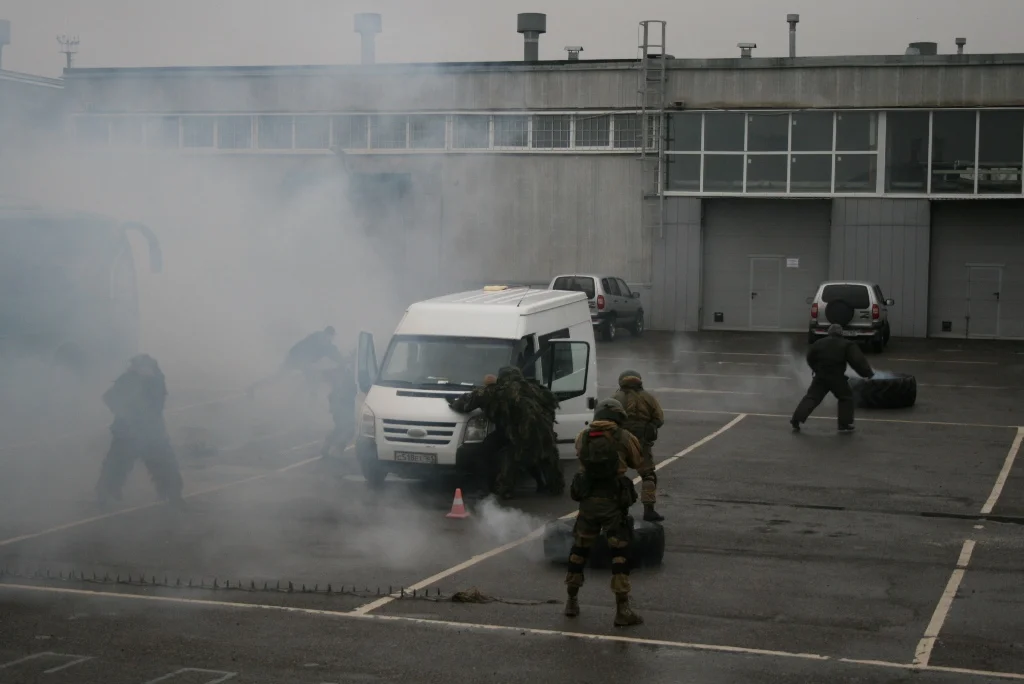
[359,458,388,489]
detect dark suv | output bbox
[549,273,644,341]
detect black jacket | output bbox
[806,336,874,379]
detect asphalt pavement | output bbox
[1,331,1022,683]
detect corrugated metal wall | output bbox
[650,197,701,331]
[702,199,831,332]
[829,199,930,337]
[929,200,1024,340]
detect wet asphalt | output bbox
[1,331,1022,683]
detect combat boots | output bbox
[613,593,644,627]
[643,503,664,522]
[564,587,580,618]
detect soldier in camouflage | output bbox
[612,370,665,522]
[95,354,184,508]
[564,398,651,627]
[448,366,564,499]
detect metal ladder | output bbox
[638,20,667,240]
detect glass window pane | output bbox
[789,154,832,192]
[494,115,529,148]
[110,117,143,147]
[410,115,446,149]
[217,116,252,149]
[666,154,700,191]
[836,154,877,193]
[746,155,787,192]
[978,110,1024,194]
[703,155,744,192]
[145,116,179,148]
[836,112,878,151]
[295,116,330,149]
[747,114,788,152]
[182,117,214,148]
[257,115,293,149]
[533,115,571,149]
[453,115,490,149]
[574,114,610,147]
[371,115,407,149]
[704,113,745,152]
[884,111,929,193]
[613,114,641,149]
[333,115,367,149]
[931,111,977,194]
[76,116,110,145]
[667,113,701,151]
[791,112,833,152]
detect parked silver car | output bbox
[808,280,894,352]
[549,273,644,341]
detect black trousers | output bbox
[792,374,855,426]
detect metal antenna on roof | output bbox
[57,34,79,69]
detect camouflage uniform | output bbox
[96,355,184,507]
[448,367,564,499]
[321,364,358,458]
[613,370,665,522]
[564,398,652,627]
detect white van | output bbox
[354,286,598,488]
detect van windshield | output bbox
[376,335,518,389]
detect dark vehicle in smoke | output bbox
[0,199,162,386]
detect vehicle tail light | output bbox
[597,295,605,311]
[810,303,818,319]
[872,304,879,320]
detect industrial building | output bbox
[23,13,1024,339]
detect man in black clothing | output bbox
[791,324,875,433]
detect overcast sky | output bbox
[2,0,1021,77]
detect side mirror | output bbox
[885,299,895,306]
[805,296,814,305]
[631,292,640,299]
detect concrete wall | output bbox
[63,54,1024,114]
[829,198,931,338]
[650,197,702,331]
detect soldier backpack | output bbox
[579,429,621,482]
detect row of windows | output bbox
[73,112,657,152]
[665,110,1024,195]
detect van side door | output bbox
[521,336,592,460]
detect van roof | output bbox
[398,287,589,339]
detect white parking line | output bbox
[981,427,1024,516]
[598,385,760,396]
[659,407,1023,431]
[2,584,1024,681]
[142,668,237,684]
[0,440,332,548]
[601,353,1000,366]
[913,540,977,667]
[350,415,747,616]
[0,652,94,673]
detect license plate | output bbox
[394,451,437,464]
[843,330,859,337]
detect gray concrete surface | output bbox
[1,331,1022,683]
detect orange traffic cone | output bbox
[446,488,470,519]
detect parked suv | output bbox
[549,273,644,341]
[808,280,894,352]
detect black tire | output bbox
[848,373,917,409]
[359,457,388,488]
[541,515,665,569]
[824,300,855,326]
[603,319,617,342]
[630,311,645,337]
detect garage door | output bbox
[702,199,831,331]
[929,200,1024,339]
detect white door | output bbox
[523,339,592,460]
[966,266,1002,338]
[749,257,782,329]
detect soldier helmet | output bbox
[497,366,523,382]
[324,325,336,336]
[618,369,643,388]
[827,323,843,337]
[593,397,628,424]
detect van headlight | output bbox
[463,415,490,444]
[360,405,376,439]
